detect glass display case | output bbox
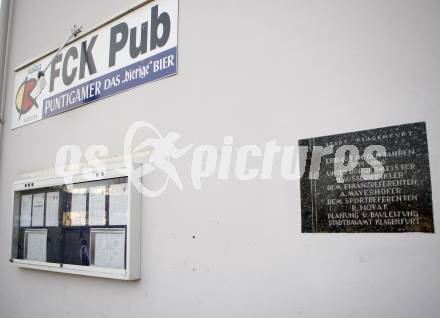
[10,165,141,280]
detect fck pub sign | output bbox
[12,0,178,129]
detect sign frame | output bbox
[12,0,178,129]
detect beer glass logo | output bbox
[15,76,38,119]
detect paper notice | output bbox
[25,230,47,262]
[70,189,87,226]
[31,193,45,226]
[20,194,32,227]
[109,183,128,225]
[89,186,107,225]
[93,229,125,269]
[45,192,59,227]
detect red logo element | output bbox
[15,77,38,119]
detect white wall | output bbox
[0,0,11,146]
[1,0,439,317]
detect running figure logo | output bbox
[124,121,193,197]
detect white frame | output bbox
[10,163,142,280]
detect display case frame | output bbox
[10,163,142,280]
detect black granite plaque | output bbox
[299,122,434,233]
